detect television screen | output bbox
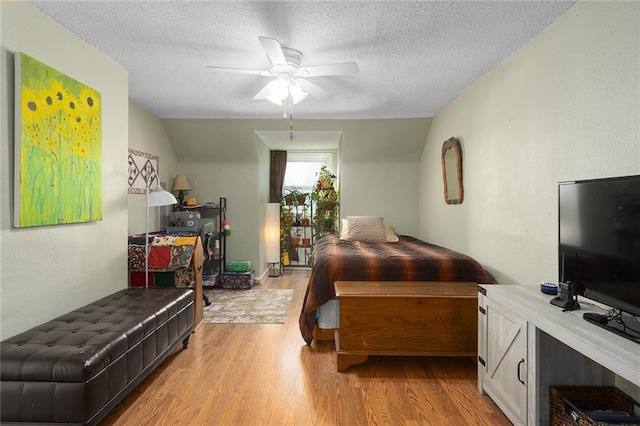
[558,175,640,318]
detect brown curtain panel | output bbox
[269,150,287,203]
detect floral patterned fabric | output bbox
[128,235,196,271]
[128,234,199,288]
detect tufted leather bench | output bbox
[0,287,194,425]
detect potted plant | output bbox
[284,186,308,206]
[301,204,311,226]
[280,202,294,254]
[311,165,339,242]
[316,165,336,190]
[280,206,294,227]
[290,227,302,247]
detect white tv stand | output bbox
[478,284,640,426]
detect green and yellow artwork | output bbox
[15,52,102,227]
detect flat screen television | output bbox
[558,174,640,343]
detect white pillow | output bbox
[341,218,399,242]
[342,216,386,242]
[384,223,399,242]
[340,218,349,239]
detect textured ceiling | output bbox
[31,1,574,120]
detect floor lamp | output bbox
[145,176,177,289]
[265,203,282,277]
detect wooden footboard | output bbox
[314,326,336,341]
[334,281,478,371]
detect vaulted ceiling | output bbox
[32,1,574,120]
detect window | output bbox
[283,152,333,194]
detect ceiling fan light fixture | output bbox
[208,36,358,117]
[265,78,289,105]
[289,81,308,105]
[266,93,284,106]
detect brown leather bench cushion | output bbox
[1,287,194,425]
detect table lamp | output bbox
[172,175,192,208]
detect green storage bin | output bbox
[226,260,252,273]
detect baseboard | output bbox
[255,268,269,284]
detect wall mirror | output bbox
[441,137,463,204]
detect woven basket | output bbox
[550,386,639,425]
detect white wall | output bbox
[0,1,129,338]
[338,119,431,236]
[128,101,179,235]
[419,1,640,287]
[163,118,431,276]
[162,119,267,277]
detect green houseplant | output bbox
[316,165,336,190]
[280,200,294,254]
[283,186,308,206]
[310,165,339,248]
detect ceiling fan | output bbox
[206,36,359,116]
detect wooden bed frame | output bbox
[299,235,491,346]
[333,281,479,371]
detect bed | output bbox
[298,234,492,345]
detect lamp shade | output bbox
[172,175,192,192]
[289,81,308,104]
[265,79,289,106]
[265,203,281,263]
[148,184,178,207]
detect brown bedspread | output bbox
[299,234,492,344]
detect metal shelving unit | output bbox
[183,197,227,286]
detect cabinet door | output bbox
[483,299,528,426]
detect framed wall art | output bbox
[14,52,102,227]
[128,148,159,194]
[441,137,463,205]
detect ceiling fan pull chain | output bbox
[283,94,293,118]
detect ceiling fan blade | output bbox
[297,79,334,101]
[206,66,273,76]
[252,82,274,100]
[299,62,359,77]
[258,36,287,68]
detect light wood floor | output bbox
[101,269,510,425]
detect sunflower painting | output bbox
[14,52,102,227]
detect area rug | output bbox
[203,288,293,324]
